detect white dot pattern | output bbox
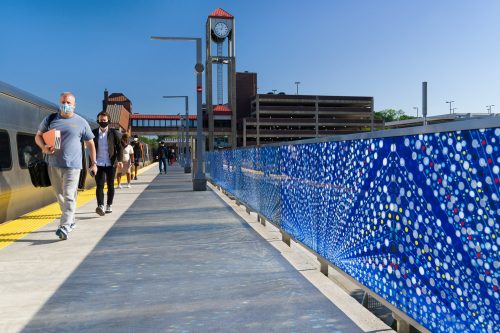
[207,128,499,333]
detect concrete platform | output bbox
[0,164,393,333]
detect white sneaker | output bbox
[96,205,105,216]
[117,184,122,189]
[105,205,112,214]
[126,183,131,188]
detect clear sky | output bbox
[1,0,499,119]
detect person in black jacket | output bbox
[92,111,123,215]
[156,141,169,174]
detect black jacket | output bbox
[92,128,123,165]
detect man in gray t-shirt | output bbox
[35,92,98,240]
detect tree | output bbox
[374,109,415,122]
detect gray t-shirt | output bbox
[38,113,94,169]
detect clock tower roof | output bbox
[208,8,234,19]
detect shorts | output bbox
[118,161,131,173]
[134,158,141,166]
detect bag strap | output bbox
[47,112,58,128]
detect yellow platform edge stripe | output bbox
[0,163,156,250]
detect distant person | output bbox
[116,133,134,188]
[92,111,123,216]
[35,92,97,240]
[170,149,176,165]
[131,135,144,180]
[156,141,168,174]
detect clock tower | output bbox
[206,8,236,150]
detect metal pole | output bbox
[184,96,191,173]
[151,36,206,190]
[422,82,427,126]
[194,38,206,190]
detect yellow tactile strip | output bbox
[0,164,155,250]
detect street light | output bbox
[294,81,301,95]
[164,96,190,173]
[413,106,419,117]
[152,36,206,191]
[446,100,454,114]
[486,105,495,114]
[176,112,183,167]
[452,107,457,114]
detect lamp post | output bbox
[446,100,454,114]
[164,96,190,173]
[152,36,206,191]
[413,106,419,117]
[486,105,495,114]
[176,113,183,167]
[294,81,301,95]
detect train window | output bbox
[17,133,42,169]
[0,130,12,171]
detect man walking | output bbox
[92,111,123,216]
[156,141,168,174]
[35,92,97,240]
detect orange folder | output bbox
[42,129,61,149]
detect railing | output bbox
[207,117,500,333]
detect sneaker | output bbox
[68,223,77,232]
[117,184,122,189]
[105,205,112,214]
[134,176,138,180]
[55,226,68,240]
[96,205,105,216]
[126,183,131,188]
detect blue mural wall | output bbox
[207,127,500,333]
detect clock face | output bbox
[213,22,229,38]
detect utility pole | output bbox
[486,105,495,114]
[446,100,454,114]
[413,106,419,117]
[294,81,301,95]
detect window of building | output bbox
[132,119,137,127]
[17,133,42,169]
[0,130,12,171]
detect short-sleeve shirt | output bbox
[38,113,94,169]
[123,145,134,162]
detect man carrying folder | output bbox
[35,92,97,240]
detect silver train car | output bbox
[0,81,98,223]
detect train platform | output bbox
[0,164,392,333]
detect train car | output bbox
[0,81,98,223]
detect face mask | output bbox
[60,104,74,113]
[98,121,109,128]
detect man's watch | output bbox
[89,161,96,167]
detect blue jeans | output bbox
[159,158,167,173]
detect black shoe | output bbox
[134,176,138,180]
[55,226,68,240]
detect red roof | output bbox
[108,93,130,103]
[208,8,234,19]
[213,104,232,112]
[131,114,196,120]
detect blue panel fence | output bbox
[207,120,499,333]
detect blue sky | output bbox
[1,0,499,119]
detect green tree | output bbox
[374,109,415,122]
